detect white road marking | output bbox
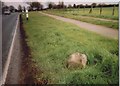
[0,15,19,85]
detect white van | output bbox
[4,9,11,15]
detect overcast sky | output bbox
[2,0,120,2]
[2,0,120,9]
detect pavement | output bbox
[40,12,118,39]
[2,13,19,69]
[5,27,23,84]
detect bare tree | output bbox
[73,4,77,8]
[29,2,43,11]
[47,2,55,9]
[18,5,22,12]
[91,3,97,8]
[57,1,65,9]
[68,4,72,8]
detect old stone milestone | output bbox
[66,52,87,69]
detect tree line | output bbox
[2,1,119,15]
[47,2,118,9]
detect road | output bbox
[2,13,19,69]
[2,13,30,84]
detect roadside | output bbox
[22,12,118,84]
[40,12,118,39]
[19,14,36,84]
[2,13,19,69]
[4,14,35,85]
[5,24,23,84]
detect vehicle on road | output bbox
[4,9,11,15]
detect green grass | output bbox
[43,7,119,29]
[23,12,118,84]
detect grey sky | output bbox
[2,0,120,2]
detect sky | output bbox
[2,0,120,9]
[2,0,120,2]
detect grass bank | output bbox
[23,12,118,84]
[43,7,119,29]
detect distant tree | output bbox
[61,1,64,8]
[85,4,88,7]
[47,2,55,9]
[68,4,72,8]
[27,6,32,11]
[29,2,43,10]
[23,6,26,12]
[85,4,90,8]
[3,6,9,9]
[9,5,15,12]
[73,4,77,8]
[79,4,84,8]
[39,4,43,10]
[91,3,97,8]
[57,1,65,9]
[18,5,22,12]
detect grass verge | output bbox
[43,8,118,29]
[20,14,38,84]
[22,12,118,84]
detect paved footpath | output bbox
[5,26,23,84]
[40,12,118,39]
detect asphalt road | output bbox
[2,13,19,69]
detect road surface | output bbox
[2,13,19,69]
[5,27,23,84]
[40,12,118,39]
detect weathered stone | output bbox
[66,52,87,69]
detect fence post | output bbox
[100,5,102,15]
[89,5,93,13]
[84,6,85,13]
[112,4,115,16]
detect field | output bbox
[23,12,118,84]
[43,7,119,29]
